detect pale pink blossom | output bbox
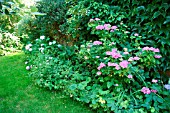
[93,41,103,45]
[119,60,129,68]
[95,18,100,21]
[97,63,106,70]
[111,42,115,45]
[123,52,129,55]
[152,79,158,83]
[96,25,104,30]
[128,57,133,61]
[110,30,114,32]
[104,24,111,30]
[97,71,102,75]
[154,55,162,58]
[151,89,157,93]
[134,33,139,36]
[106,51,112,55]
[133,56,140,60]
[142,46,150,51]
[111,26,117,30]
[127,75,133,79]
[108,62,117,67]
[149,47,155,51]
[111,53,122,59]
[141,87,151,94]
[153,48,160,52]
[115,66,120,70]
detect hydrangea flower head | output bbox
[152,79,158,83]
[141,87,151,94]
[151,89,157,93]
[96,25,104,30]
[108,62,117,67]
[111,26,117,30]
[97,71,102,75]
[142,46,150,51]
[97,63,106,70]
[123,52,129,55]
[93,41,103,45]
[119,60,129,68]
[104,24,111,30]
[134,33,139,36]
[133,56,140,60]
[26,66,30,70]
[164,84,170,90]
[115,65,120,70]
[153,48,160,52]
[95,18,100,21]
[40,35,45,40]
[154,55,162,58]
[127,75,133,79]
[25,45,30,50]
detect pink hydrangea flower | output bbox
[128,57,134,61]
[123,52,129,55]
[96,25,104,30]
[152,79,158,83]
[149,47,155,51]
[111,52,122,59]
[133,56,140,60]
[110,30,114,32]
[151,89,157,93]
[142,46,150,51]
[153,48,160,52]
[111,26,117,30]
[108,62,117,67]
[104,24,111,30]
[115,65,120,70]
[119,60,129,68]
[97,71,102,75]
[127,75,133,79]
[154,55,162,59]
[141,87,151,94]
[93,41,103,45]
[106,49,121,59]
[97,63,106,70]
[134,33,139,36]
[106,51,112,55]
[95,18,100,21]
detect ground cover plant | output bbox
[0,52,94,113]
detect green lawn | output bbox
[0,53,94,113]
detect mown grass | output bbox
[0,52,95,113]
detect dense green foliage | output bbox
[0,0,23,55]
[64,0,170,71]
[2,0,169,112]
